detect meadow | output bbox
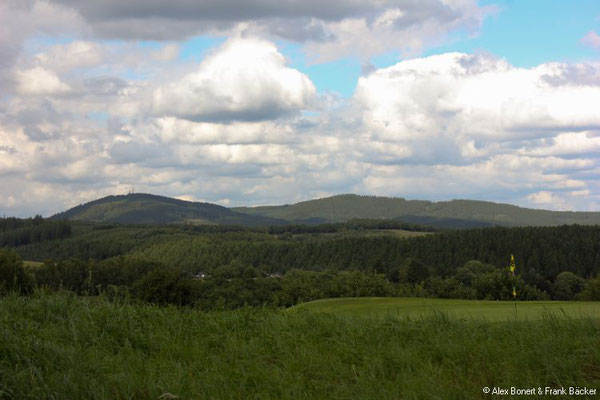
[3,219,600,398]
[293,297,600,321]
[1,293,599,399]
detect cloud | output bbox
[151,44,180,62]
[527,191,571,211]
[109,139,173,166]
[301,1,494,62]
[48,0,372,23]
[323,53,600,210]
[581,30,600,50]
[1,2,600,218]
[80,76,128,96]
[33,41,103,72]
[519,132,600,158]
[44,0,494,61]
[16,66,71,95]
[0,1,83,90]
[155,117,298,145]
[353,53,600,167]
[153,37,316,122]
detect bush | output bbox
[0,248,31,294]
[132,267,199,306]
[579,275,600,301]
[552,271,585,300]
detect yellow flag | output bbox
[509,254,515,274]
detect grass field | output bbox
[22,260,43,268]
[292,297,600,321]
[291,228,431,240]
[1,293,599,399]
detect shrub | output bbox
[0,248,31,294]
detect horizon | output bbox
[1,1,599,217]
[14,191,600,219]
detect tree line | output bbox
[0,216,72,247]
[2,248,599,308]
[3,218,600,306]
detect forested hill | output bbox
[50,193,600,228]
[233,194,600,227]
[51,193,285,227]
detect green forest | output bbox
[2,217,600,308]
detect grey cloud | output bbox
[264,18,334,42]
[49,0,372,23]
[508,124,600,137]
[28,170,110,185]
[390,0,463,29]
[24,126,57,141]
[0,3,34,91]
[14,100,69,126]
[109,140,172,165]
[107,117,130,136]
[88,18,225,41]
[0,2,35,66]
[0,145,16,154]
[203,164,264,178]
[43,1,368,40]
[541,64,600,87]
[292,118,319,130]
[81,76,128,96]
[456,53,502,74]
[45,0,488,46]
[178,107,300,124]
[569,170,600,181]
[586,130,600,138]
[361,62,376,76]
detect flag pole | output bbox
[510,254,517,318]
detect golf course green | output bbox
[292,297,600,321]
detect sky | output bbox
[1,0,600,217]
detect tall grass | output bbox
[1,292,599,399]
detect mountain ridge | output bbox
[52,192,600,228]
[233,194,600,227]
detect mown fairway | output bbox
[293,297,600,321]
[1,293,600,399]
[22,260,43,268]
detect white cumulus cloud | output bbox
[153,37,316,122]
[354,53,600,166]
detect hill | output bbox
[51,193,285,227]
[233,194,600,227]
[51,193,600,228]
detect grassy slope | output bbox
[1,293,599,399]
[293,297,600,320]
[234,194,600,227]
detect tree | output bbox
[579,275,600,301]
[404,258,430,285]
[132,267,197,305]
[0,248,31,294]
[552,271,585,300]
